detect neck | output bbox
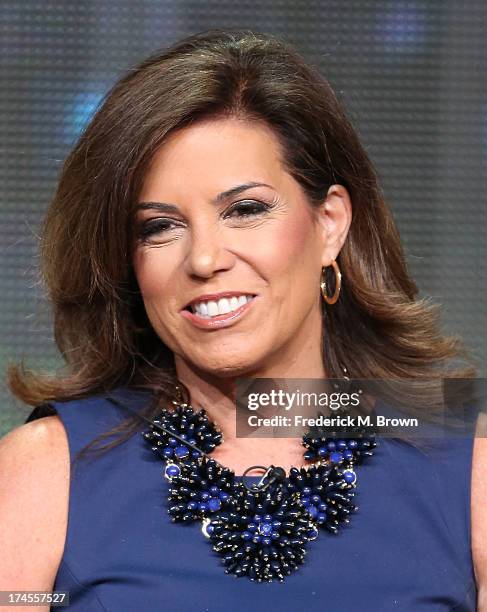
[173,340,327,475]
[174,347,326,439]
[171,301,329,473]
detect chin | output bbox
[192,352,265,379]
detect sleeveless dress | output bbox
[26,386,478,611]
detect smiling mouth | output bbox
[180,295,258,329]
[184,294,257,318]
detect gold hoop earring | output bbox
[320,260,341,305]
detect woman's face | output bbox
[133,117,351,377]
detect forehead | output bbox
[139,118,287,198]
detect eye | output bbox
[225,200,272,219]
[137,218,182,240]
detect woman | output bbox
[1,29,485,610]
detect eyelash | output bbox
[137,200,273,241]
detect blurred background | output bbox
[1,1,486,435]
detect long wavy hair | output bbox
[7,29,477,460]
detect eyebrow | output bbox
[135,181,273,213]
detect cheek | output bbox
[265,219,322,317]
[133,252,181,346]
[256,217,317,279]
[133,250,172,303]
[283,217,313,253]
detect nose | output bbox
[183,220,235,278]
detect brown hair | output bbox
[7,29,477,459]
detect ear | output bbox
[316,184,352,266]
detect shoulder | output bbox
[471,410,487,606]
[0,415,69,590]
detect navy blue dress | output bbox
[27,386,478,611]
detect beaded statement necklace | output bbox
[107,395,377,583]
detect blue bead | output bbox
[200,492,210,501]
[262,537,272,546]
[254,514,262,523]
[209,485,220,496]
[318,446,328,457]
[189,438,197,444]
[303,486,312,496]
[258,522,273,537]
[198,502,208,512]
[336,440,347,450]
[318,502,328,512]
[348,440,358,449]
[219,492,229,501]
[311,495,321,504]
[208,498,221,512]
[206,523,215,535]
[162,447,173,458]
[168,437,177,447]
[344,450,353,460]
[263,514,273,522]
[174,445,189,459]
[247,522,257,531]
[271,532,280,540]
[308,505,318,518]
[343,470,357,484]
[187,501,198,510]
[272,520,281,529]
[165,464,181,478]
[301,496,311,507]
[317,513,326,523]
[180,433,187,440]
[242,531,252,540]
[327,441,336,451]
[330,451,343,464]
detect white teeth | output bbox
[207,301,219,317]
[217,298,231,314]
[192,294,255,318]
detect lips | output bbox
[180,294,259,330]
[182,292,257,312]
